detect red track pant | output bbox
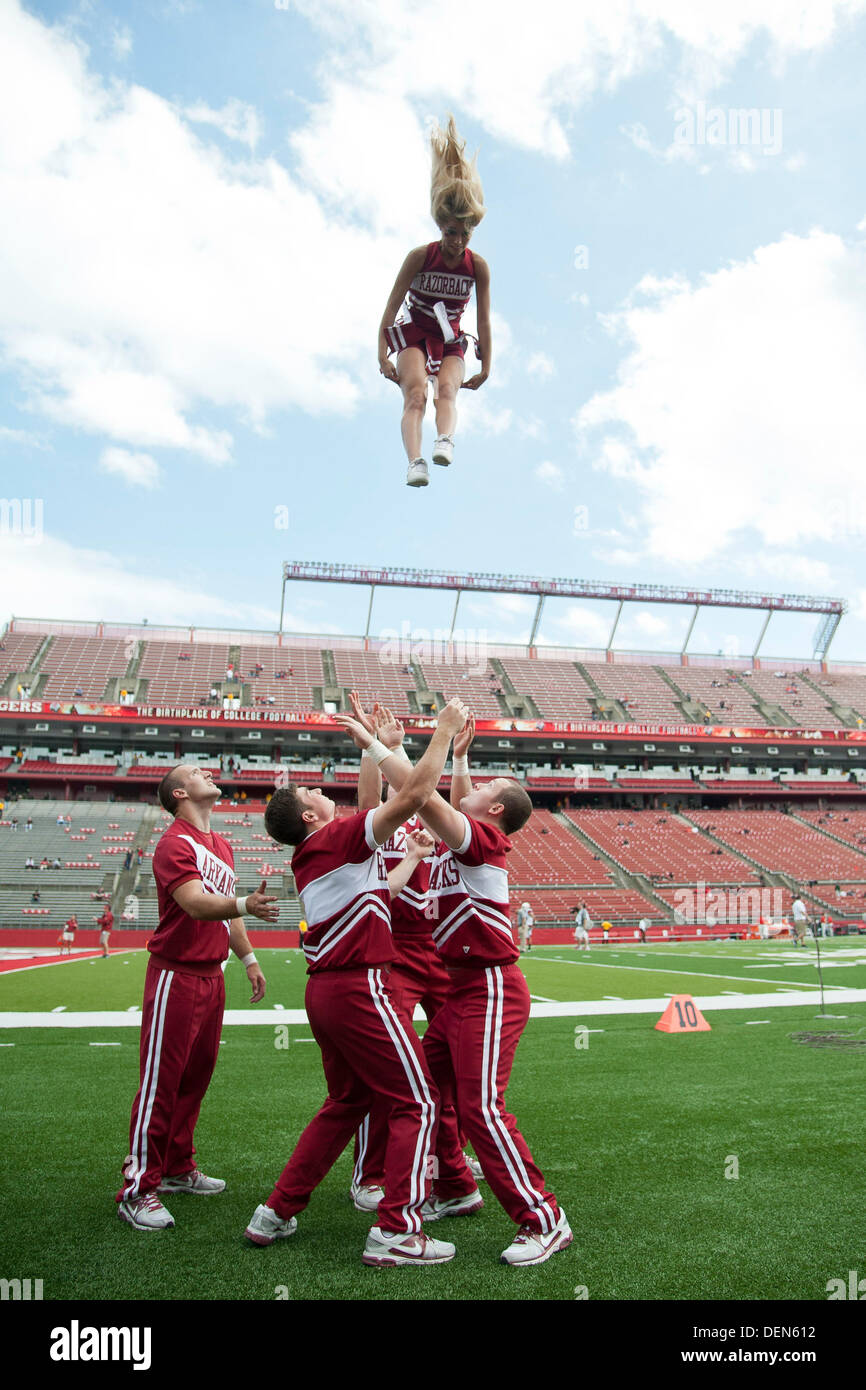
[352,938,452,1190]
[118,962,224,1202]
[267,968,438,1235]
[422,963,560,1234]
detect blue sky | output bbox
[2,0,866,663]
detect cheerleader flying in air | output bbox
[378,116,491,488]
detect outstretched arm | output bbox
[387,829,435,900]
[463,256,491,391]
[349,691,382,812]
[450,713,475,807]
[334,699,467,845]
[372,704,471,852]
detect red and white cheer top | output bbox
[150,818,236,969]
[292,809,392,974]
[427,814,518,967]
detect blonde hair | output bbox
[430,115,486,230]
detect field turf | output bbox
[1,942,864,1302]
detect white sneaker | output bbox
[421,1190,484,1221]
[244,1203,298,1246]
[118,1193,175,1232]
[351,1183,385,1213]
[500,1209,573,1266]
[406,458,429,487]
[362,1226,456,1267]
[432,435,454,466]
[159,1168,225,1195]
[463,1151,485,1182]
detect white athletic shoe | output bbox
[118,1193,175,1232]
[351,1183,385,1213]
[432,435,454,466]
[406,458,430,487]
[362,1226,456,1267]
[500,1209,573,1267]
[158,1168,225,1195]
[463,1151,485,1182]
[421,1190,484,1221]
[244,1203,298,1247]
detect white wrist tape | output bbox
[235,896,248,916]
[453,755,469,776]
[241,952,257,968]
[364,739,392,766]
[397,746,411,763]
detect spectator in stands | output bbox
[25,856,35,869]
[137,846,144,866]
[52,856,61,869]
[31,889,40,903]
[11,817,18,831]
[74,686,84,697]
[25,815,32,830]
[39,856,48,869]
[178,652,190,661]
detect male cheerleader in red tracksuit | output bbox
[347,695,483,1211]
[244,699,469,1267]
[117,765,276,1231]
[345,713,572,1267]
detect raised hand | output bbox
[348,690,377,736]
[333,713,375,750]
[374,704,405,750]
[437,696,469,736]
[453,712,476,760]
[245,880,280,923]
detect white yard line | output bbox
[527,955,832,991]
[2,989,865,1027]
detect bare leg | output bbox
[396,348,429,462]
[433,355,464,441]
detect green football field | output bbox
[1,941,865,1302]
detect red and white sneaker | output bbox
[463,1151,485,1182]
[244,1203,298,1246]
[421,1190,484,1221]
[159,1168,225,1195]
[500,1209,573,1266]
[118,1193,175,1232]
[351,1183,384,1213]
[362,1226,456,1267]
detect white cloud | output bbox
[527,352,555,379]
[0,3,422,462]
[0,531,282,629]
[184,99,262,150]
[0,425,48,449]
[534,460,564,490]
[290,0,866,158]
[111,26,132,61]
[98,446,161,489]
[575,228,866,567]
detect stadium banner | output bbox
[1,696,865,745]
